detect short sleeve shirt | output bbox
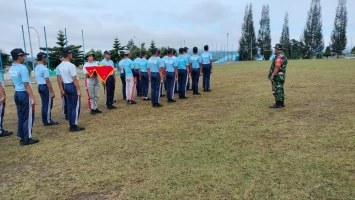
[9,63,31,91]
[34,64,50,85]
[162,57,177,72]
[190,55,202,69]
[176,55,188,70]
[59,61,77,84]
[201,52,212,64]
[148,57,162,73]
[122,59,134,77]
[139,58,149,73]
[133,58,141,69]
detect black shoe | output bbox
[20,138,40,146]
[193,93,201,95]
[129,101,137,104]
[143,98,151,101]
[160,94,166,97]
[206,89,212,92]
[90,110,97,114]
[168,99,177,103]
[152,103,157,108]
[280,102,285,107]
[110,105,118,109]
[203,89,207,92]
[69,126,85,132]
[269,103,282,109]
[179,97,188,99]
[95,109,103,113]
[44,121,60,126]
[156,103,163,107]
[0,130,13,137]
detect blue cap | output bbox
[37,52,48,60]
[104,50,111,55]
[62,47,73,54]
[10,48,29,57]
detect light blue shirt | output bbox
[58,61,77,84]
[133,58,141,69]
[9,63,31,92]
[100,59,115,69]
[121,59,134,77]
[139,58,148,73]
[148,56,162,73]
[201,51,212,64]
[185,54,191,64]
[118,60,124,74]
[55,64,61,76]
[162,56,177,72]
[189,55,202,69]
[176,55,188,70]
[34,64,50,85]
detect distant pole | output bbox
[82,30,85,63]
[227,33,229,61]
[21,25,29,70]
[30,27,40,51]
[43,26,50,71]
[0,50,4,81]
[65,28,68,47]
[24,0,34,71]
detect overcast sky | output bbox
[0,0,354,55]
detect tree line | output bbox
[239,0,349,60]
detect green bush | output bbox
[264,50,272,60]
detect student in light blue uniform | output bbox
[184,47,191,90]
[201,45,213,92]
[56,54,68,120]
[148,48,164,107]
[34,52,59,126]
[134,52,142,96]
[190,47,203,95]
[9,48,39,145]
[59,47,85,132]
[161,48,178,102]
[176,48,189,99]
[120,50,137,104]
[139,51,150,101]
[172,49,179,94]
[100,51,116,109]
[118,51,126,100]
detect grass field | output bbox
[0,59,354,200]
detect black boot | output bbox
[269,101,282,109]
[280,101,285,107]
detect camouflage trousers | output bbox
[271,81,285,102]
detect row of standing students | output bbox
[1,45,213,146]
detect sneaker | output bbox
[168,99,177,103]
[95,109,103,113]
[0,130,13,137]
[44,121,60,126]
[90,110,97,114]
[69,126,85,132]
[20,138,40,146]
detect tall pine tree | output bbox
[257,4,271,58]
[280,12,290,58]
[238,3,257,61]
[330,0,347,57]
[302,0,324,58]
[111,37,124,63]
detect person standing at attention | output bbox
[201,45,213,92]
[189,47,202,95]
[34,52,59,126]
[100,51,117,110]
[176,48,189,99]
[9,48,39,145]
[59,47,85,132]
[139,51,150,101]
[134,52,142,97]
[148,48,164,108]
[56,54,68,120]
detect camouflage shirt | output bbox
[268,52,288,81]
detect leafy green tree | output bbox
[257,4,272,58]
[238,3,257,61]
[302,0,324,59]
[280,12,290,58]
[263,50,272,60]
[0,51,11,66]
[351,46,355,54]
[330,0,347,57]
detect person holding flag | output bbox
[100,51,117,110]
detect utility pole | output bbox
[23,0,34,71]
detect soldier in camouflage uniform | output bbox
[268,44,288,109]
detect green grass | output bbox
[0,59,354,199]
